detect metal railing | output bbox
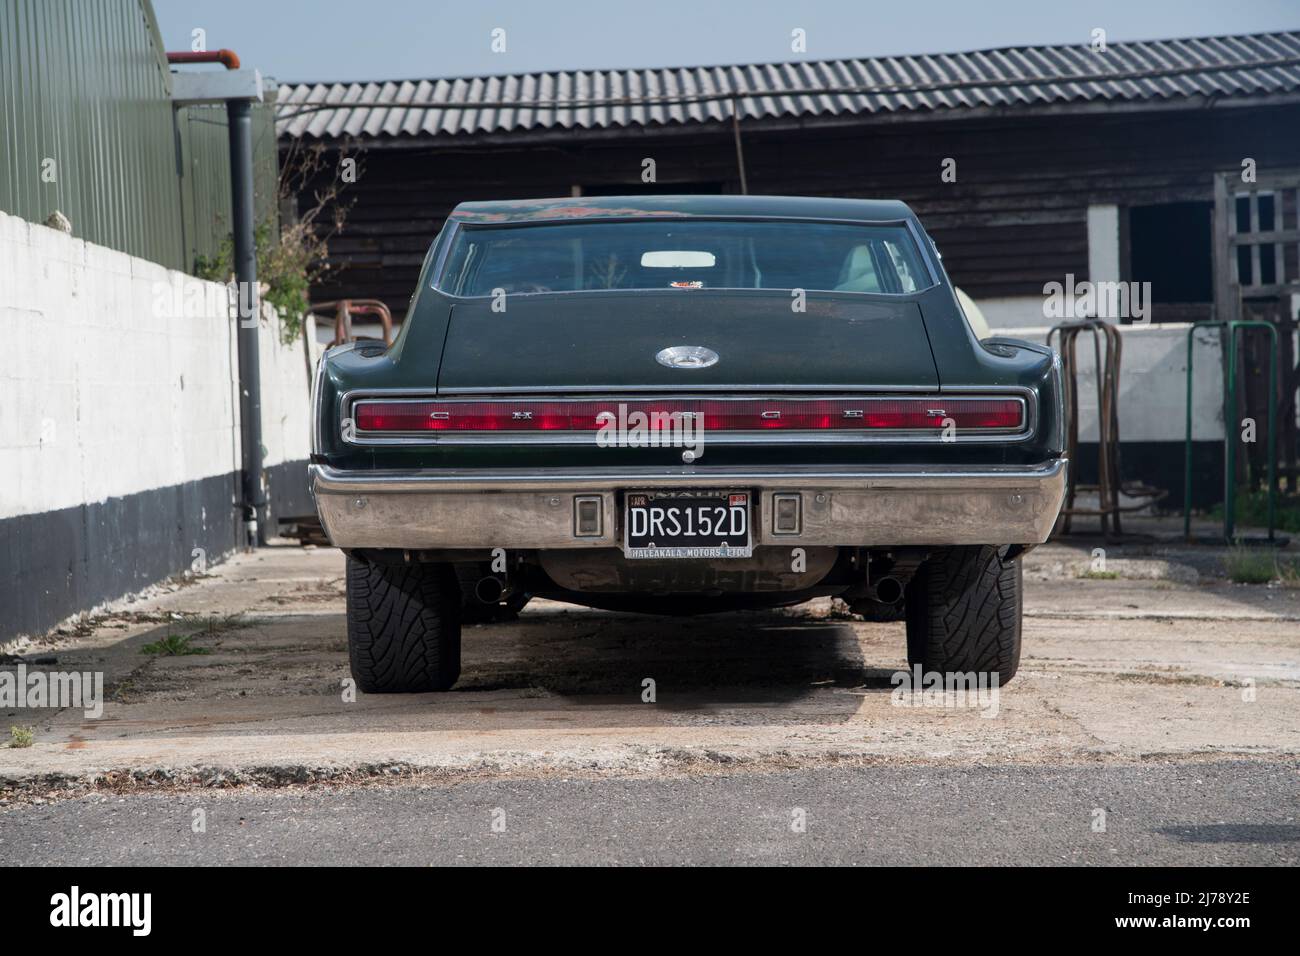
[1183,320,1278,542]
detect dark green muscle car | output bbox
[310,195,1067,692]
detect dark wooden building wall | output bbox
[287,104,1300,320]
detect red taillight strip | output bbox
[352,397,1025,433]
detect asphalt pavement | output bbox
[2,759,1295,865]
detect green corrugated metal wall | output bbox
[0,0,278,273]
[175,102,280,270]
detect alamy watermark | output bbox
[595,403,705,459]
[890,664,1001,718]
[1042,273,1151,324]
[0,664,104,718]
[50,886,150,936]
[151,274,260,327]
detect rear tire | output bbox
[905,546,1022,684]
[346,557,461,692]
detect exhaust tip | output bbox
[873,576,904,605]
[474,576,506,604]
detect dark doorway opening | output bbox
[1128,201,1214,303]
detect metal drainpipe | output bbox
[227,99,264,547]
[167,49,242,69]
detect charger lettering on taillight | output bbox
[351,397,1024,434]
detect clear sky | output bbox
[152,0,1300,85]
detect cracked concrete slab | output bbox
[0,544,1296,798]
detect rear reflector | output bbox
[353,397,1024,434]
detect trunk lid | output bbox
[435,290,938,391]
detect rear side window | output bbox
[438,219,930,296]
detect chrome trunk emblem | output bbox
[656,346,719,369]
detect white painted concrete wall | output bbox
[992,322,1225,442]
[258,307,317,474]
[0,210,312,522]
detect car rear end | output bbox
[309,197,1066,691]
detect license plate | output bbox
[623,490,752,559]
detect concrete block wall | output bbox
[987,318,1227,511]
[990,322,1226,443]
[0,210,313,642]
[256,298,318,524]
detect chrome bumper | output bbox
[310,459,1067,550]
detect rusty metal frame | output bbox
[310,299,394,347]
[1047,319,1165,540]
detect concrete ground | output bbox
[1,540,1297,864]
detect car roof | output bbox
[448,195,917,225]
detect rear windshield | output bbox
[437,219,930,297]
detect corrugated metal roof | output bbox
[277,31,1300,141]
